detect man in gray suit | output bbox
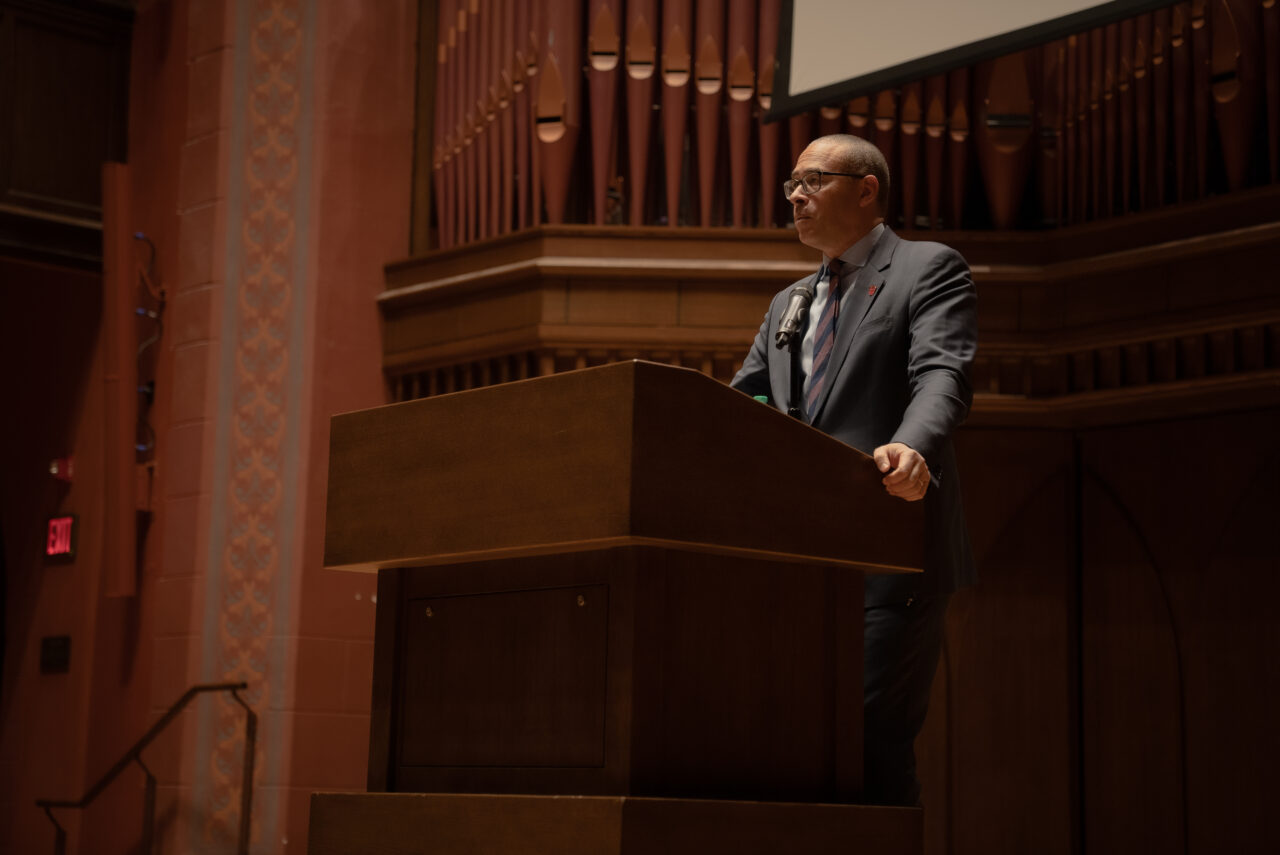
[731,134,977,806]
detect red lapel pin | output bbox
[867,285,878,296]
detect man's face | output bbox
[789,141,874,258]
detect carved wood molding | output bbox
[383,195,1280,425]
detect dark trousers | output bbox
[862,593,950,806]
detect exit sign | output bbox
[46,515,77,561]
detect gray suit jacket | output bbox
[731,227,977,605]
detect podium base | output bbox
[308,792,921,855]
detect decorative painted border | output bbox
[198,0,314,850]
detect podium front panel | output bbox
[370,546,864,804]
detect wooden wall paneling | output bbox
[1211,0,1262,191]
[368,567,405,790]
[726,1,755,227]
[397,581,612,771]
[1039,42,1065,226]
[694,0,725,227]
[938,428,1077,855]
[498,0,515,233]
[661,0,693,226]
[1172,4,1192,201]
[1069,350,1094,392]
[899,82,923,229]
[1178,332,1208,378]
[1264,0,1280,182]
[1,2,130,223]
[1189,432,1280,853]
[1081,409,1280,853]
[536,0,582,225]
[915,634,951,854]
[756,0,781,227]
[974,53,1034,230]
[946,68,969,229]
[515,0,533,229]
[1119,20,1134,214]
[1154,7,1172,205]
[1122,342,1150,386]
[1095,345,1122,389]
[1238,322,1273,371]
[872,91,898,218]
[1206,329,1234,374]
[310,794,925,854]
[588,0,622,224]
[1079,470,1185,854]
[1190,0,1211,196]
[1267,320,1280,366]
[625,0,657,225]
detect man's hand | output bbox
[873,442,930,502]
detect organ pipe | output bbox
[421,2,1280,244]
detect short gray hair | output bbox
[815,134,890,215]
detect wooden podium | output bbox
[311,361,925,854]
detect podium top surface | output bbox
[323,360,923,573]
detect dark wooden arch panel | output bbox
[1080,406,1280,853]
[1188,448,1280,853]
[913,428,1076,854]
[1079,471,1185,854]
[946,469,1076,855]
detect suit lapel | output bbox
[809,228,900,423]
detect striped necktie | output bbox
[806,258,845,416]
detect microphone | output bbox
[774,282,814,350]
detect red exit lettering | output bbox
[46,516,75,558]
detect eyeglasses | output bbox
[783,170,866,199]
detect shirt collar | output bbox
[824,222,885,274]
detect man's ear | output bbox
[860,175,880,210]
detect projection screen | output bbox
[767,0,1174,121]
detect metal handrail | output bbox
[36,681,256,855]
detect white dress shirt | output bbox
[801,222,886,391]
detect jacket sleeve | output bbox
[889,245,977,465]
[730,294,781,401]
